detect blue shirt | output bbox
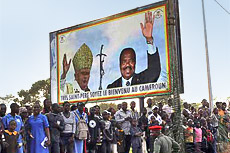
[28,114,49,153]
[2,113,24,132]
[73,110,88,153]
[74,110,88,124]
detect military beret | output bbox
[149,125,162,131]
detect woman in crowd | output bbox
[60,102,76,153]
[27,103,50,153]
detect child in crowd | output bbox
[182,118,188,129]
[96,121,103,152]
[130,118,143,153]
[110,119,118,153]
[2,120,22,153]
[115,123,125,153]
[211,108,219,153]
[184,119,195,153]
[138,108,148,132]
[194,122,203,152]
[138,108,148,153]
[200,119,208,152]
[46,103,64,153]
[100,111,113,153]
[87,107,100,153]
[149,116,159,126]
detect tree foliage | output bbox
[151,95,172,105]
[0,94,15,104]
[98,103,117,113]
[14,78,50,106]
[227,97,230,103]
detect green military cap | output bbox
[73,43,93,71]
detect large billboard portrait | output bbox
[50,2,174,104]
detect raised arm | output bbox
[61,54,71,79]
[140,11,155,44]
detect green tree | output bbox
[14,78,50,106]
[151,95,171,105]
[0,94,15,104]
[15,89,31,106]
[30,79,50,99]
[98,103,117,113]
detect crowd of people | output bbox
[182,100,230,153]
[0,98,229,153]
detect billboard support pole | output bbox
[201,0,213,113]
[168,0,184,151]
[139,97,145,116]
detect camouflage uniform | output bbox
[153,134,180,153]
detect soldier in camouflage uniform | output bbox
[149,125,180,153]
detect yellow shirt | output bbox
[218,109,224,117]
[218,109,224,123]
[4,130,17,135]
[185,127,193,143]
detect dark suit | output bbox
[107,49,161,89]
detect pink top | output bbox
[194,127,202,142]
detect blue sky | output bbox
[0,0,229,103]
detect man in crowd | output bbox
[148,106,162,125]
[74,102,88,153]
[162,99,174,119]
[43,99,52,114]
[216,102,224,116]
[117,104,122,111]
[87,107,100,153]
[199,99,208,110]
[46,103,64,153]
[94,105,103,120]
[157,102,164,117]
[115,102,132,153]
[146,98,153,116]
[222,102,227,113]
[130,101,139,120]
[182,102,191,119]
[0,104,6,117]
[138,108,148,153]
[211,108,219,153]
[25,105,33,116]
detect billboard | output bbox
[50,1,182,104]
